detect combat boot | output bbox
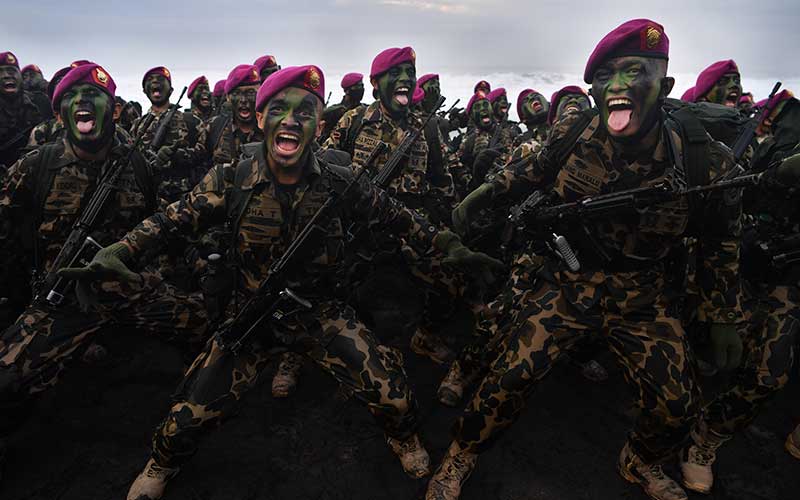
[271,352,303,398]
[425,442,478,500]
[437,360,472,407]
[126,458,179,500]
[785,423,800,460]
[411,328,454,365]
[618,442,688,500]
[680,420,731,493]
[386,433,431,478]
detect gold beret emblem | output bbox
[163,68,170,78]
[307,68,321,90]
[252,69,259,80]
[645,26,661,49]
[410,48,416,63]
[95,68,109,85]
[7,54,16,64]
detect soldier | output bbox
[693,59,742,108]
[183,76,213,145]
[487,87,523,137]
[254,54,280,82]
[323,46,465,366]
[417,73,455,149]
[0,64,208,478]
[548,85,592,126]
[0,52,44,169]
[211,79,226,116]
[752,89,799,170]
[132,66,195,201]
[58,65,501,499]
[474,80,491,97]
[427,19,745,500]
[738,92,755,116]
[20,64,52,120]
[513,88,549,147]
[320,72,366,143]
[27,65,73,148]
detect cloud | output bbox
[378,0,473,14]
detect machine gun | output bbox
[32,132,150,307]
[149,86,187,152]
[219,143,387,353]
[502,171,764,272]
[731,81,781,161]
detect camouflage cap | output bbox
[256,65,325,112]
[370,46,415,78]
[188,75,209,98]
[694,59,739,100]
[141,66,172,88]
[224,64,261,95]
[584,18,669,84]
[0,51,19,69]
[52,63,116,112]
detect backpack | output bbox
[663,98,749,149]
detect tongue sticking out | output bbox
[77,120,95,134]
[395,94,409,106]
[608,109,632,133]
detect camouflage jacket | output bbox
[197,114,260,168]
[451,126,517,196]
[320,102,366,144]
[322,101,455,210]
[122,143,441,295]
[513,122,549,148]
[489,110,743,323]
[0,92,44,168]
[183,107,213,149]
[27,120,133,149]
[0,137,155,274]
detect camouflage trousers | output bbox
[702,283,798,436]
[150,300,418,469]
[454,258,699,463]
[0,271,208,434]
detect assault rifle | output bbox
[502,169,763,272]
[731,81,781,161]
[33,132,149,306]
[149,86,187,152]
[220,142,388,353]
[325,91,332,107]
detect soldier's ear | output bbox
[256,110,266,130]
[316,119,325,139]
[660,77,675,99]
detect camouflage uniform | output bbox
[120,145,445,468]
[0,137,208,434]
[27,119,133,149]
[0,91,43,168]
[320,102,367,144]
[512,122,549,148]
[451,125,517,197]
[197,114,260,168]
[452,110,743,463]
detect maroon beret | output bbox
[694,59,739,101]
[213,79,225,97]
[584,18,669,84]
[474,80,491,95]
[516,89,539,119]
[188,75,208,98]
[412,87,425,105]
[0,51,19,69]
[548,85,588,125]
[370,46,415,79]
[254,55,278,73]
[487,87,506,103]
[763,89,794,113]
[680,86,696,102]
[70,60,93,68]
[341,72,363,89]
[21,64,42,75]
[417,73,439,88]
[256,65,325,112]
[142,66,172,87]
[47,66,72,100]
[466,93,489,116]
[52,63,116,112]
[225,64,261,95]
[738,93,754,105]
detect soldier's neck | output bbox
[379,102,408,128]
[151,102,170,114]
[266,150,308,185]
[70,139,112,162]
[611,120,661,157]
[234,118,255,134]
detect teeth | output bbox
[277,133,299,141]
[395,87,409,94]
[608,98,632,107]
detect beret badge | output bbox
[94,68,109,86]
[410,48,416,63]
[163,68,171,78]
[645,26,661,49]
[6,53,16,65]
[306,68,321,90]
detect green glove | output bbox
[435,229,505,279]
[451,182,494,237]
[156,145,175,165]
[58,242,141,284]
[709,323,743,372]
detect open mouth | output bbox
[200,97,210,106]
[480,116,491,125]
[606,97,634,133]
[149,86,163,100]
[532,101,543,112]
[565,104,581,114]
[499,106,508,114]
[74,109,96,134]
[393,86,410,106]
[724,91,740,107]
[2,79,17,92]
[238,107,252,120]
[274,131,301,155]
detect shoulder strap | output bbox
[33,144,60,219]
[129,150,159,213]
[668,107,711,187]
[547,109,597,167]
[209,115,231,153]
[344,105,368,155]
[224,158,257,238]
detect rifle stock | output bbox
[149,86,188,152]
[731,81,781,161]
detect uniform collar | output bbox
[244,142,322,190]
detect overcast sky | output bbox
[4,0,799,115]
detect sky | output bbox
[3,0,799,120]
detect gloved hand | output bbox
[435,230,505,285]
[58,242,141,284]
[472,148,502,184]
[776,152,800,184]
[709,323,743,372]
[156,145,175,165]
[451,183,494,237]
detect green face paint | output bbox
[144,73,172,107]
[376,63,416,119]
[0,66,22,98]
[59,83,115,153]
[471,99,494,131]
[591,56,667,140]
[262,87,321,173]
[492,94,509,121]
[705,72,742,108]
[555,93,591,122]
[229,84,258,126]
[259,66,279,82]
[22,70,44,92]
[521,92,549,124]
[192,82,212,113]
[421,78,441,113]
